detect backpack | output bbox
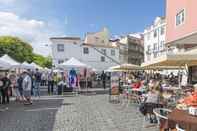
[17,76,23,88]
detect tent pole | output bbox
[178,66,181,89]
[86,76,88,94]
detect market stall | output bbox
[30,62,43,70]
[0,54,21,68]
[142,52,197,89]
[59,57,90,93]
[168,109,197,131]
[20,61,34,69]
[0,59,11,70]
[107,64,146,104]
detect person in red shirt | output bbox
[132,81,141,89]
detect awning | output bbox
[142,52,197,68]
[141,66,184,70]
[106,63,142,72]
[167,32,197,45]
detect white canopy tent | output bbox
[21,61,34,69]
[43,67,51,72]
[59,57,90,92]
[0,54,20,68]
[0,59,11,70]
[30,62,42,69]
[59,57,88,69]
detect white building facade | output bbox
[144,17,166,63]
[50,28,119,71]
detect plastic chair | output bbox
[153,108,172,128]
[176,124,185,131]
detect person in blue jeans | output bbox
[34,69,41,97]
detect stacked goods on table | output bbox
[177,92,197,110]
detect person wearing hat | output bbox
[9,70,20,101]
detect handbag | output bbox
[139,103,147,115]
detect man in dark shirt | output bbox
[101,71,106,89]
[34,68,41,97]
[0,71,11,104]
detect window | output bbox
[101,40,105,43]
[95,37,99,42]
[101,56,105,62]
[83,47,89,54]
[146,45,151,54]
[160,27,165,35]
[160,41,164,50]
[57,44,64,52]
[154,30,157,38]
[58,60,64,64]
[147,33,150,40]
[101,49,106,55]
[111,49,115,56]
[153,43,157,52]
[176,9,185,26]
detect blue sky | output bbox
[0,0,165,55]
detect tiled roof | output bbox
[50,37,81,40]
[82,43,118,48]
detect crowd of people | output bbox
[115,71,182,125]
[0,68,64,106]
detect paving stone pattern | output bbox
[0,92,157,131]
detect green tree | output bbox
[0,36,34,63]
[33,54,52,68]
[43,56,52,68]
[0,36,52,68]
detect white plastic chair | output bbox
[176,124,185,131]
[153,108,172,128]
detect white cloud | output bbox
[0,0,17,4]
[0,11,60,56]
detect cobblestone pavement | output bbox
[0,89,157,131]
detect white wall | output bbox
[51,39,119,71]
[144,17,166,63]
[51,28,120,71]
[81,46,119,71]
[51,38,82,66]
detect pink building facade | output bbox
[166,0,197,83]
[166,0,197,47]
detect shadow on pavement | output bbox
[0,97,69,131]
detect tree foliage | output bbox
[0,36,52,68]
[33,54,52,68]
[0,36,34,63]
